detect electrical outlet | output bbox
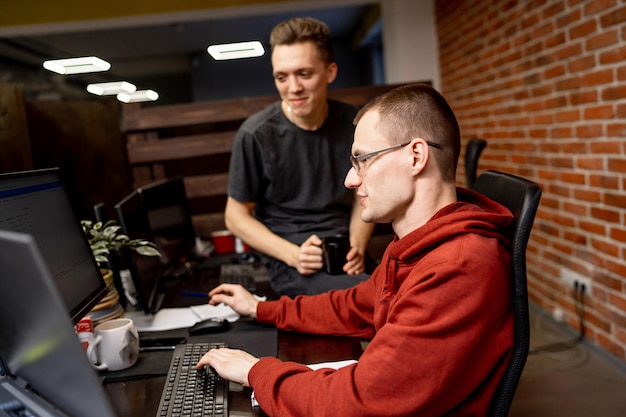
[552,307,565,322]
[559,269,592,297]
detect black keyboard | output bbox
[157,342,228,417]
[219,264,257,292]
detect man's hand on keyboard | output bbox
[208,283,259,318]
[196,347,260,387]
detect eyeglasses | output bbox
[350,140,442,173]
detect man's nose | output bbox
[344,166,361,189]
[287,76,302,92]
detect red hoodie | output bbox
[251,188,514,416]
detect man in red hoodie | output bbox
[197,83,515,416]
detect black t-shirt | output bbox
[227,99,357,245]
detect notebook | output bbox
[0,230,118,417]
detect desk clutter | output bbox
[88,269,125,326]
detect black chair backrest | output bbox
[472,170,542,417]
[465,138,488,188]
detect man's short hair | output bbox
[269,17,334,65]
[355,83,461,183]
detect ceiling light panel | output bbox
[207,41,264,60]
[117,90,159,103]
[86,81,136,96]
[43,56,111,75]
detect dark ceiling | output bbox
[0,3,381,105]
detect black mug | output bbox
[322,235,350,275]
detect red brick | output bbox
[599,45,626,64]
[550,126,573,138]
[605,259,626,280]
[616,103,626,117]
[557,8,581,28]
[592,238,620,258]
[589,174,620,189]
[570,90,598,105]
[576,124,604,138]
[585,0,618,15]
[582,68,614,86]
[546,32,566,48]
[608,158,626,173]
[602,85,626,101]
[591,206,621,223]
[599,5,626,28]
[577,156,605,170]
[559,168,585,182]
[583,104,615,119]
[579,220,606,235]
[605,192,626,208]
[607,123,626,137]
[556,76,582,91]
[574,188,602,202]
[586,30,619,50]
[610,227,626,243]
[555,109,580,122]
[569,55,597,72]
[554,42,584,60]
[590,141,623,154]
[544,1,565,18]
[570,19,597,39]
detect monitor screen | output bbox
[139,176,196,264]
[0,230,117,417]
[0,168,108,324]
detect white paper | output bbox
[125,295,266,332]
[189,303,240,323]
[125,308,201,332]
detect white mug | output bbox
[86,318,139,371]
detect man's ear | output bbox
[410,139,429,175]
[326,62,338,84]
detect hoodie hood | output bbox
[380,187,514,299]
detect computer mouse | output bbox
[188,318,231,336]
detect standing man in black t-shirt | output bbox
[225,17,374,297]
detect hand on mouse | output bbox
[196,347,259,387]
[209,283,259,318]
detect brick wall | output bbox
[436,0,626,362]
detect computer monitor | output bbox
[138,176,197,264]
[0,230,118,417]
[0,168,108,324]
[114,176,197,314]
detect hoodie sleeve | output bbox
[256,270,379,338]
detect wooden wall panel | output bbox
[24,99,133,220]
[0,83,33,173]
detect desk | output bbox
[103,261,364,417]
[103,331,364,417]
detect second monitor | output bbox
[115,176,201,313]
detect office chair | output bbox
[465,138,487,188]
[472,170,542,417]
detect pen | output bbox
[140,346,176,352]
[181,290,209,297]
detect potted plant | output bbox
[81,219,161,303]
[81,219,161,267]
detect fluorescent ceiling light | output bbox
[207,41,264,60]
[117,90,159,103]
[43,56,111,75]
[86,81,136,96]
